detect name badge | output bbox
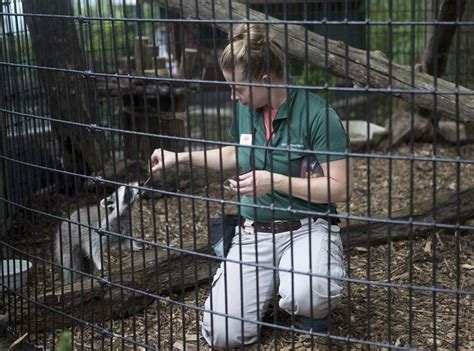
[240,134,252,145]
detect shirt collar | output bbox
[250,88,297,124]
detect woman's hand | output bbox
[150,148,177,175]
[228,170,280,197]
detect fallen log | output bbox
[340,188,474,246]
[18,188,473,332]
[95,77,199,98]
[153,0,474,124]
[21,242,218,332]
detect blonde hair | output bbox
[220,24,286,81]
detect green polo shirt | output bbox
[229,88,349,221]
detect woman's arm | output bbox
[277,158,353,203]
[150,146,237,175]
[230,158,353,203]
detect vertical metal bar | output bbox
[431,0,439,347]
[21,4,40,345]
[173,4,188,349]
[408,0,416,346]
[454,2,462,349]
[387,0,393,343]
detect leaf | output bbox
[57,331,73,351]
[461,264,474,270]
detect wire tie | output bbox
[99,326,113,337]
[81,70,95,80]
[86,123,101,133]
[76,15,90,24]
[100,277,111,288]
[95,227,105,237]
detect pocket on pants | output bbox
[211,267,223,287]
[314,223,345,295]
[317,223,343,260]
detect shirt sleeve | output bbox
[311,107,349,164]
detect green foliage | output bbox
[367,0,426,65]
[294,63,337,97]
[57,331,73,351]
[73,2,161,71]
[85,20,134,65]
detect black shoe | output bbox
[299,314,333,332]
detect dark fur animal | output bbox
[55,182,141,283]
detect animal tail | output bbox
[56,223,84,284]
[57,244,83,285]
[87,227,106,272]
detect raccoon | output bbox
[55,182,142,284]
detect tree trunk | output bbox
[444,0,474,90]
[154,0,474,124]
[22,0,110,184]
[423,0,467,79]
[419,0,467,121]
[382,0,467,148]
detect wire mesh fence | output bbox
[0,0,473,349]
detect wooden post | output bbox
[178,48,198,79]
[122,88,188,161]
[144,45,160,70]
[134,36,150,72]
[118,56,135,74]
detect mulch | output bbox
[3,142,474,350]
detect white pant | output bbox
[202,218,345,348]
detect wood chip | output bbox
[8,333,28,350]
[423,241,432,254]
[173,340,184,350]
[9,143,474,350]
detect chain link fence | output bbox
[0,0,473,349]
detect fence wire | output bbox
[0,0,473,350]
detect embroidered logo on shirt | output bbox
[280,143,304,150]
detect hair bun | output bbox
[232,24,246,41]
[231,24,268,48]
[220,22,286,81]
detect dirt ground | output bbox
[2,142,474,350]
